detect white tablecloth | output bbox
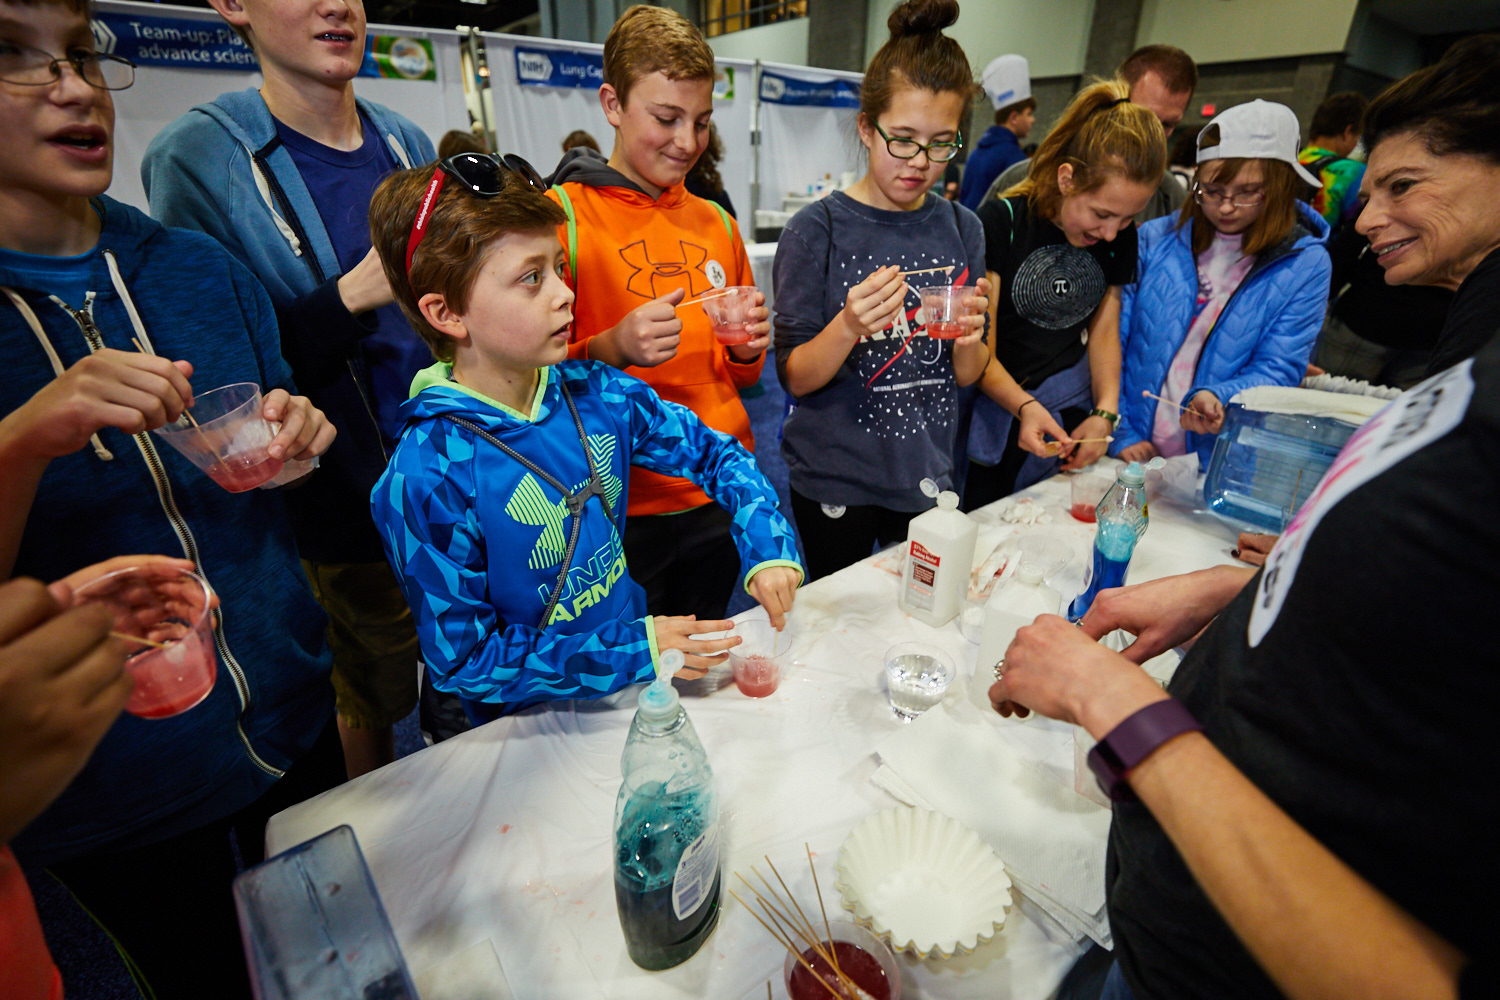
[267,466,1241,999]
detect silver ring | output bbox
[993,659,1006,682]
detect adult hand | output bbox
[1060,414,1115,471]
[262,390,338,462]
[746,566,800,630]
[1232,532,1279,567]
[652,615,741,678]
[838,265,907,340]
[952,276,990,348]
[0,350,194,460]
[1182,391,1225,436]
[0,577,131,843]
[337,246,396,316]
[1016,399,1072,458]
[727,290,771,362]
[1076,566,1256,664]
[605,288,685,367]
[1118,440,1160,464]
[988,614,1167,729]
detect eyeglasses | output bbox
[405,152,547,279]
[0,42,135,91]
[1193,182,1265,210]
[873,122,962,162]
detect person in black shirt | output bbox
[964,79,1166,510]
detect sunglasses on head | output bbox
[404,152,548,280]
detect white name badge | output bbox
[1248,361,1475,647]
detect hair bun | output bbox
[888,0,959,38]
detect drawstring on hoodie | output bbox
[104,250,157,356]
[1,285,114,460]
[246,148,304,259]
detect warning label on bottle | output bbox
[905,540,939,611]
[672,823,719,921]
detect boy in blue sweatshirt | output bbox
[142,0,434,772]
[0,0,338,995]
[366,156,802,719]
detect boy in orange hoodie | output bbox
[547,4,782,621]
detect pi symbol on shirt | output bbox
[1052,277,1071,296]
[704,259,727,289]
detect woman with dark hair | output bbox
[684,122,735,218]
[991,34,1500,1000]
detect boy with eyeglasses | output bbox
[366,154,801,720]
[0,0,340,995]
[546,5,781,626]
[142,0,435,771]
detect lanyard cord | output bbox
[439,379,616,629]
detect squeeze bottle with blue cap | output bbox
[900,481,978,627]
[613,649,721,970]
[1068,462,1150,621]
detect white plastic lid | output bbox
[937,490,960,510]
[920,478,940,499]
[638,649,684,721]
[1118,462,1145,486]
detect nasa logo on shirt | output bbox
[1248,361,1475,647]
[704,259,727,289]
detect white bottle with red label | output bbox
[899,490,977,627]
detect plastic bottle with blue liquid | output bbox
[1068,461,1154,621]
[613,649,721,970]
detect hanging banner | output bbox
[360,35,436,80]
[714,65,735,100]
[91,12,258,70]
[513,46,604,89]
[758,69,860,108]
[92,11,435,79]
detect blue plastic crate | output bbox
[1202,404,1360,532]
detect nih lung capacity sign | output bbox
[513,46,604,89]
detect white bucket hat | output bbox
[1197,99,1322,187]
[982,54,1031,110]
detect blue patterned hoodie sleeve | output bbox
[371,425,658,708]
[600,368,803,590]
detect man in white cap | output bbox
[959,54,1035,210]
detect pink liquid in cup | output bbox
[206,449,284,493]
[1070,503,1098,524]
[699,286,759,346]
[732,654,780,698]
[77,565,217,720]
[919,284,976,340]
[926,320,964,340]
[711,321,756,345]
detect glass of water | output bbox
[884,643,956,722]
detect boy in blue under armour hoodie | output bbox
[367,159,802,722]
[141,0,437,772]
[0,1,338,992]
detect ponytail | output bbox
[1005,78,1167,220]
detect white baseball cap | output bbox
[982,54,1031,110]
[1197,99,1321,187]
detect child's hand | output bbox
[2,350,194,461]
[608,288,685,367]
[1181,391,1224,435]
[1016,399,1071,458]
[262,390,337,462]
[953,276,990,347]
[1118,441,1159,464]
[653,615,739,678]
[747,566,800,630]
[838,266,907,340]
[1060,414,1113,471]
[727,290,771,362]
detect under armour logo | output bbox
[1052,277,1071,296]
[619,239,713,299]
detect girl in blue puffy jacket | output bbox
[1116,100,1333,466]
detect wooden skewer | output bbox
[111,630,170,649]
[1044,436,1114,455]
[132,338,232,468]
[677,288,741,309]
[807,844,842,982]
[1141,389,1192,412]
[899,265,954,277]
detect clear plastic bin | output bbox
[1202,403,1359,532]
[233,825,417,1000]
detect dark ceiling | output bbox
[166,0,540,34]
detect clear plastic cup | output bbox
[153,382,283,492]
[783,919,903,1000]
[1069,472,1113,523]
[698,286,759,345]
[884,642,955,722]
[75,565,216,719]
[727,618,790,698]
[919,284,977,340]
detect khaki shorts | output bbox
[302,559,421,729]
